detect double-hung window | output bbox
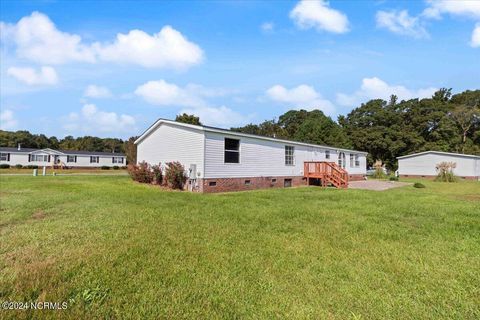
[325,150,330,159]
[32,154,48,162]
[0,153,9,161]
[112,157,124,164]
[355,154,360,167]
[90,156,99,163]
[285,146,295,165]
[224,138,240,163]
[350,154,354,168]
[67,155,76,163]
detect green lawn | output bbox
[0,176,479,319]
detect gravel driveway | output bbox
[349,180,412,191]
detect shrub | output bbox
[372,160,387,179]
[127,162,154,184]
[164,162,188,190]
[0,164,10,169]
[101,166,110,170]
[435,162,457,182]
[120,166,127,169]
[389,176,398,181]
[26,165,38,169]
[112,166,119,170]
[15,164,23,169]
[151,164,163,185]
[413,182,426,188]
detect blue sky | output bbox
[1,0,479,139]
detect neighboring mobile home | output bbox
[0,146,125,168]
[135,119,368,192]
[397,151,480,180]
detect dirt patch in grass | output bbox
[31,210,46,220]
[455,194,480,202]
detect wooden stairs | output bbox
[304,161,348,189]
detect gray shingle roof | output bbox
[0,147,125,156]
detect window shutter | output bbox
[75,156,77,163]
[7,153,10,161]
[28,154,31,162]
[112,157,114,163]
[48,155,51,163]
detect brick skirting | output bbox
[196,174,367,193]
[199,176,307,193]
[400,174,478,180]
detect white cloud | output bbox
[290,0,349,34]
[135,80,206,107]
[266,84,335,115]
[261,22,275,33]
[179,105,251,128]
[84,85,112,98]
[134,79,249,127]
[0,109,18,130]
[376,10,428,38]
[470,23,480,47]
[0,12,95,64]
[423,0,480,19]
[336,77,438,107]
[1,12,203,69]
[63,104,136,134]
[7,66,58,85]
[94,26,204,69]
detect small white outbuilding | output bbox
[397,151,480,180]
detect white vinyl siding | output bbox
[136,122,205,178]
[204,131,366,178]
[0,152,124,167]
[398,153,479,178]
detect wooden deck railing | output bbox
[304,161,348,188]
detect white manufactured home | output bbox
[397,151,480,180]
[0,146,125,168]
[135,119,367,192]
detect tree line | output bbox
[231,88,479,169]
[1,89,478,169]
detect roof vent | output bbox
[17,143,21,151]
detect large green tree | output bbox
[175,113,202,125]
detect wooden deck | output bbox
[304,161,349,188]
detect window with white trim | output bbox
[325,150,330,159]
[32,154,48,162]
[224,138,240,163]
[67,155,76,163]
[338,152,345,168]
[350,154,354,168]
[355,154,360,167]
[112,157,124,164]
[90,156,99,163]
[285,146,295,165]
[0,153,9,161]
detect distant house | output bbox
[0,146,125,168]
[397,151,480,180]
[135,119,368,192]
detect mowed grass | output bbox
[0,176,479,319]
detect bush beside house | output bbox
[128,161,187,190]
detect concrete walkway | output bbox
[349,180,411,191]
